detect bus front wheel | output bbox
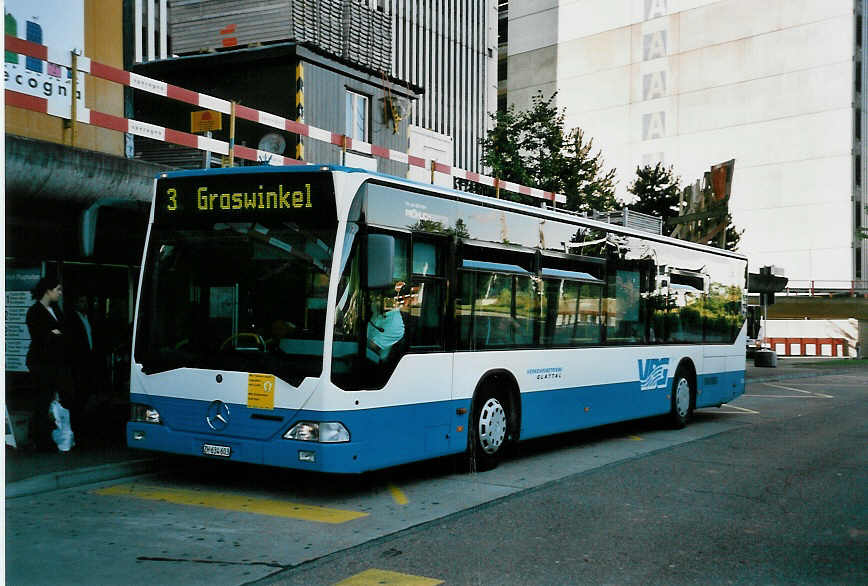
[468,391,509,472]
[670,369,695,429]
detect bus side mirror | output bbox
[367,234,395,289]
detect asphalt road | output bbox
[259,373,868,585]
[5,373,867,585]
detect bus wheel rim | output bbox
[478,398,506,455]
[675,378,691,417]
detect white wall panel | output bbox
[508,8,558,55]
[557,0,632,43]
[556,27,633,79]
[731,157,851,213]
[507,0,558,21]
[677,62,851,135]
[678,0,852,53]
[740,203,850,254]
[507,0,857,281]
[677,16,852,94]
[673,109,850,183]
[557,65,632,111]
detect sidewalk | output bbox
[5,433,158,499]
[6,357,866,499]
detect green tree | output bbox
[472,92,618,214]
[721,213,743,251]
[627,163,681,236]
[629,162,743,251]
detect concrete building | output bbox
[388,0,499,175]
[133,0,497,179]
[503,0,866,285]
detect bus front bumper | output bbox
[126,422,368,474]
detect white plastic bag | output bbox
[50,397,75,452]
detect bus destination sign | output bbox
[154,172,336,226]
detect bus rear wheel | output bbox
[670,369,694,429]
[469,392,509,472]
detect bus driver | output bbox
[366,290,405,364]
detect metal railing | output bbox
[780,280,868,297]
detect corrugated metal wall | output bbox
[162,0,494,174]
[169,0,294,53]
[389,0,495,173]
[303,61,408,177]
[169,0,391,73]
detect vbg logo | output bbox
[638,358,669,391]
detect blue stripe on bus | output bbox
[128,369,744,473]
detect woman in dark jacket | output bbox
[25,277,74,451]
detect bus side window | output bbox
[474,273,514,348]
[668,271,705,343]
[456,272,475,350]
[606,269,643,343]
[402,239,446,351]
[541,279,603,346]
[605,259,655,345]
[514,275,536,346]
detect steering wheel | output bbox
[220,332,266,352]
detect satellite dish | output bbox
[257,132,286,154]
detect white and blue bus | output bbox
[128,165,747,473]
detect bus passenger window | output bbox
[514,276,536,346]
[456,272,475,350]
[474,273,513,348]
[542,280,602,346]
[412,241,440,275]
[606,269,644,344]
[669,272,705,343]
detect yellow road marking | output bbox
[628,435,643,441]
[94,483,368,524]
[335,569,442,585]
[388,484,408,505]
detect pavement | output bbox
[5,356,866,499]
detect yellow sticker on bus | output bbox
[248,373,275,409]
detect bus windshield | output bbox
[134,220,336,386]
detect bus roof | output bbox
[156,165,748,262]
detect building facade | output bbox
[133,0,498,176]
[5,0,166,406]
[504,0,866,284]
[387,0,499,173]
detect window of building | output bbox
[857,247,862,280]
[345,90,369,143]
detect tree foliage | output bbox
[474,92,618,214]
[628,162,743,251]
[627,162,681,236]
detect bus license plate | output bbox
[202,443,231,457]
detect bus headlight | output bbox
[130,403,162,424]
[284,421,350,443]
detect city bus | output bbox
[128,165,747,473]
